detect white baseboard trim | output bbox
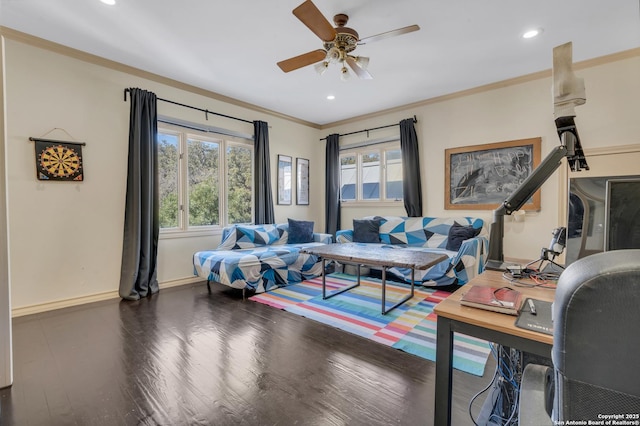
[12,276,204,318]
[159,276,203,290]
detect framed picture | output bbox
[445,137,541,210]
[277,154,292,205]
[296,158,309,205]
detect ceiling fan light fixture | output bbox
[354,56,369,70]
[340,66,351,81]
[326,47,342,63]
[314,61,329,75]
[277,1,420,80]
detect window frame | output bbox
[339,141,403,206]
[158,125,254,239]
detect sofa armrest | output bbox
[313,232,333,244]
[335,230,353,243]
[450,235,488,284]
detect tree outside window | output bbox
[188,138,219,226]
[158,133,180,229]
[158,128,253,233]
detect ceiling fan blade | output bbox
[346,56,373,80]
[359,24,420,45]
[277,49,327,73]
[292,0,337,42]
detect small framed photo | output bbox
[277,154,292,205]
[296,158,309,205]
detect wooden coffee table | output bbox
[301,243,448,315]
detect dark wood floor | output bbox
[0,282,496,426]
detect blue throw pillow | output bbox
[353,218,381,243]
[288,219,314,243]
[446,222,481,251]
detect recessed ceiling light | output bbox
[522,28,543,39]
[100,0,116,5]
[327,95,335,100]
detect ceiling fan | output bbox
[277,0,420,80]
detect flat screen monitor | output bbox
[605,178,640,251]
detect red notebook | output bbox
[460,285,524,315]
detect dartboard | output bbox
[36,143,84,181]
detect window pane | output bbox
[385,149,403,200]
[227,144,252,224]
[187,138,219,226]
[361,152,380,200]
[158,133,180,229]
[340,155,356,200]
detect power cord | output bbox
[468,363,499,426]
[502,268,559,289]
[469,344,522,425]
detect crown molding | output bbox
[0,26,321,130]
[321,47,640,129]
[2,26,637,131]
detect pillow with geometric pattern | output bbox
[232,225,280,249]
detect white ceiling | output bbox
[1,0,639,126]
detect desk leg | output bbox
[435,315,454,426]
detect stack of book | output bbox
[460,285,524,315]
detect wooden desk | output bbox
[433,269,555,426]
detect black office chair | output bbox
[519,249,640,425]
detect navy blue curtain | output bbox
[400,118,423,217]
[254,120,275,224]
[325,134,341,238]
[119,88,159,300]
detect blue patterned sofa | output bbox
[193,222,332,294]
[336,216,488,286]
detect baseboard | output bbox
[12,290,120,318]
[11,276,204,318]
[159,276,203,290]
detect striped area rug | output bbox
[249,273,491,376]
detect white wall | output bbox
[3,38,324,311]
[0,35,14,388]
[3,33,639,313]
[326,54,640,261]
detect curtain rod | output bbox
[158,115,253,141]
[320,115,417,141]
[123,88,253,125]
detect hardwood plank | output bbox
[0,282,496,425]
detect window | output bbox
[158,127,253,235]
[339,142,403,203]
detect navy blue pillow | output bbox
[288,219,314,243]
[446,223,481,251]
[353,218,381,243]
